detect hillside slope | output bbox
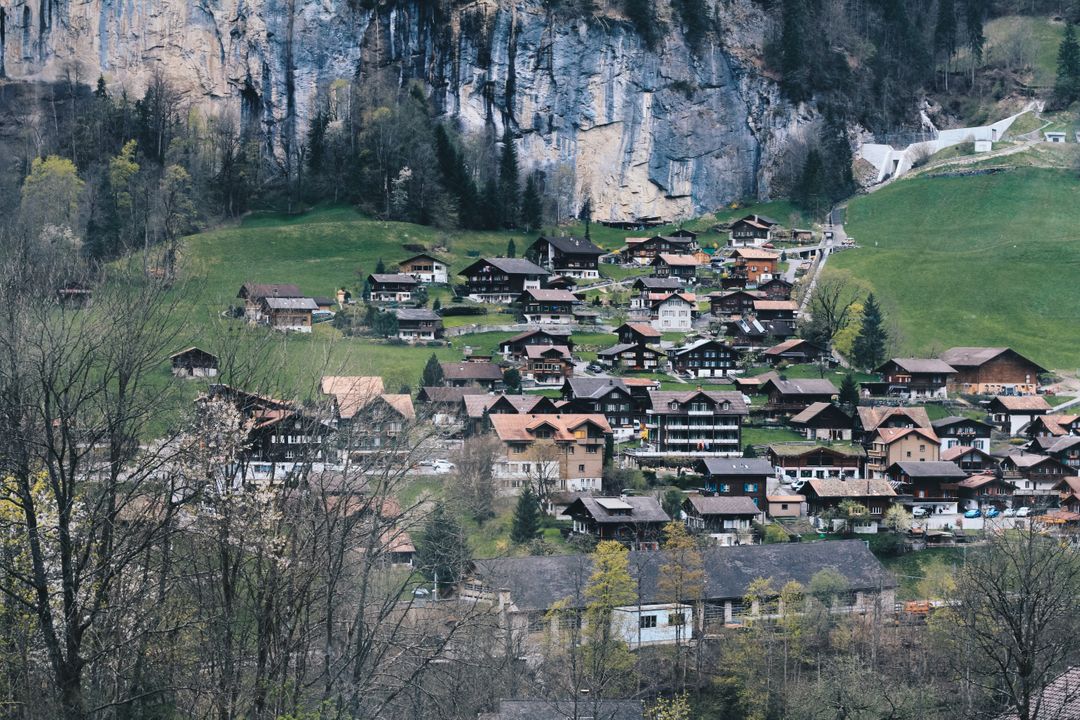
[830,167,1080,370]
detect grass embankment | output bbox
[832,167,1080,370]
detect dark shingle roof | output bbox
[394,308,442,321]
[889,460,968,478]
[765,378,839,396]
[879,358,957,374]
[565,377,631,399]
[686,495,763,516]
[632,277,683,290]
[440,362,504,380]
[417,386,488,403]
[995,667,1080,720]
[471,540,895,612]
[568,496,670,524]
[369,273,419,285]
[535,235,607,256]
[699,458,774,476]
[647,390,748,415]
[466,257,550,276]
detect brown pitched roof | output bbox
[379,394,415,419]
[524,344,572,359]
[790,402,849,425]
[440,362,504,381]
[621,322,662,338]
[417,386,487,403]
[731,248,780,260]
[655,253,701,266]
[686,495,762,516]
[522,288,579,302]
[874,426,940,445]
[753,300,798,312]
[320,376,386,419]
[940,346,1047,373]
[856,406,932,431]
[880,358,957,374]
[463,394,553,418]
[992,395,1052,412]
[489,414,612,442]
[941,445,994,462]
[763,338,812,356]
[805,478,896,498]
[239,283,302,299]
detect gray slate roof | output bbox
[564,377,631,399]
[699,458,774,477]
[535,235,607,256]
[369,273,418,284]
[263,297,319,310]
[633,277,684,290]
[686,495,763,516]
[880,358,957,374]
[889,460,968,478]
[476,257,550,276]
[568,496,670,524]
[394,308,442,321]
[765,378,839,396]
[647,390,748,415]
[440,362,504,380]
[471,540,895,612]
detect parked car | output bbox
[963,509,981,519]
[1003,507,1017,517]
[586,363,604,373]
[912,506,929,518]
[417,459,455,475]
[1016,506,1032,518]
[984,507,1000,519]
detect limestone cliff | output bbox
[0,0,813,219]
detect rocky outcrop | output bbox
[0,0,813,219]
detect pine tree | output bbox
[580,194,593,240]
[414,501,472,596]
[510,486,541,544]
[522,174,543,232]
[498,129,520,228]
[743,444,758,458]
[964,0,986,85]
[1055,24,1080,107]
[421,353,444,388]
[375,258,386,274]
[503,367,522,393]
[796,148,829,218]
[432,297,442,312]
[851,293,888,370]
[821,113,855,203]
[481,177,501,230]
[934,0,958,91]
[506,238,517,258]
[839,372,859,407]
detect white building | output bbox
[650,293,695,332]
[614,603,694,649]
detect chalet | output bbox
[629,277,683,318]
[560,377,638,438]
[651,292,696,332]
[695,457,773,510]
[1023,414,1080,438]
[733,372,778,395]
[1040,435,1080,470]
[367,273,418,303]
[957,473,1015,509]
[615,322,662,346]
[767,495,806,519]
[312,296,336,312]
[642,390,747,457]
[886,461,968,506]
[621,235,696,264]
[463,541,896,646]
[709,290,764,317]
[752,300,798,322]
[790,402,853,441]
[440,361,504,389]
[461,258,549,303]
[1056,477,1080,514]
[724,317,796,348]
[398,253,448,284]
[237,283,303,321]
[201,384,333,472]
[462,394,561,435]
[762,338,828,365]
[941,445,997,473]
[802,478,898,529]
[758,277,794,300]
[260,296,318,332]
[670,228,699,241]
[170,347,219,378]
[682,495,763,546]
[545,275,578,291]
[728,214,778,247]
[872,358,957,399]
[596,343,666,373]
[523,345,574,385]
[394,308,444,342]
[319,376,386,422]
[730,248,780,285]
[528,236,606,279]
[761,378,839,416]
[498,328,575,358]
[854,406,932,444]
[768,443,864,483]
[565,496,670,549]
[349,394,415,449]
[416,386,486,427]
[989,395,1052,436]
[865,427,940,478]
[1001,452,1076,508]
[670,338,742,379]
[939,347,1047,396]
[490,414,612,495]
[792,228,814,243]
[650,253,700,281]
[931,416,993,452]
[519,288,579,325]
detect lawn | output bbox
[742,426,805,448]
[880,548,967,600]
[831,167,1080,370]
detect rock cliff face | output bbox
[0,0,812,219]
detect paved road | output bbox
[796,218,846,314]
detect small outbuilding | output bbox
[170,347,219,378]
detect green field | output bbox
[832,168,1080,370]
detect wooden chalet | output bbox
[519,288,579,325]
[260,296,318,332]
[789,402,852,441]
[596,342,666,373]
[615,322,662,346]
[854,406,933,444]
[366,273,418,303]
[939,347,1047,396]
[620,235,696,264]
[1024,414,1080,439]
[762,338,828,365]
[650,253,700,280]
[523,345,574,385]
[629,277,683,318]
[394,308,444,342]
[528,235,606,279]
[560,377,639,437]
[767,443,864,483]
[1038,435,1080,470]
[682,495,763,545]
[728,214,778,247]
[757,277,794,300]
[440,361,504,389]
[802,478,897,526]
[956,473,1015,508]
[460,257,549,303]
[642,389,747,456]
[1001,452,1076,507]
[237,283,303,322]
[941,445,997,473]
[695,457,773,510]
[398,253,449,284]
[461,393,561,435]
[752,299,798,322]
[886,460,968,503]
[761,377,838,416]
[931,416,993,452]
[498,328,575,358]
[729,248,779,285]
[870,358,957,399]
[708,290,764,317]
[565,496,670,550]
[989,395,1052,436]
[170,347,219,378]
[670,338,742,379]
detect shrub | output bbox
[438,305,488,316]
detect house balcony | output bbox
[659,422,741,431]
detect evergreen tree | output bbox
[498,129,520,228]
[780,0,811,101]
[522,174,543,232]
[375,258,386,274]
[839,372,860,407]
[821,113,855,203]
[795,148,829,217]
[510,486,541,544]
[503,367,522,393]
[662,488,683,521]
[414,502,472,596]
[934,0,958,91]
[481,177,501,230]
[506,238,517,258]
[851,293,888,370]
[673,0,710,49]
[306,109,330,177]
[580,194,593,240]
[964,0,986,84]
[432,297,442,312]
[743,444,758,458]
[1055,24,1080,107]
[421,353,444,388]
